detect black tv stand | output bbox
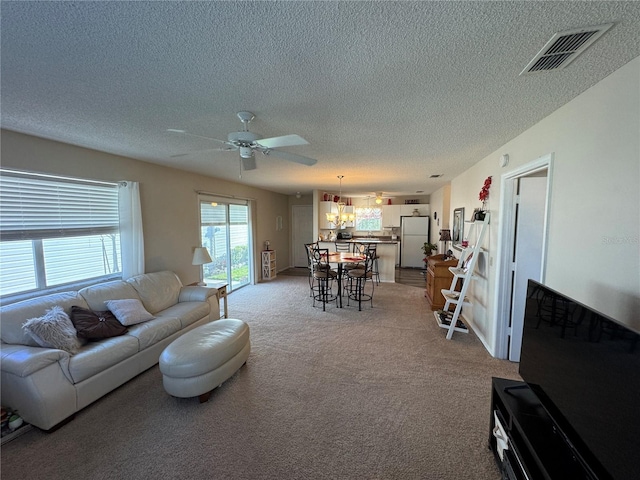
[489,377,600,480]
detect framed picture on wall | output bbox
[452,207,464,249]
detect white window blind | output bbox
[0,169,122,298]
[0,169,119,241]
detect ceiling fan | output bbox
[168,111,317,172]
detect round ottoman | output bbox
[159,319,250,403]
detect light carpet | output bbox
[0,276,520,480]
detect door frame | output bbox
[493,153,553,359]
[291,204,313,267]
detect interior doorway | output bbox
[495,154,552,361]
[292,205,313,267]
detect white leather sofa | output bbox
[0,271,220,430]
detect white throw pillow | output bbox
[23,306,82,354]
[105,299,154,326]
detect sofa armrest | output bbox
[1,344,76,430]
[1,344,71,378]
[178,286,218,303]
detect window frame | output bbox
[354,206,383,232]
[0,169,122,303]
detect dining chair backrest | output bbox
[362,248,375,273]
[311,246,331,271]
[353,243,367,255]
[304,243,316,269]
[335,242,350,253]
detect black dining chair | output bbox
[366,243,381,285]
[345,249,375,311]
[310,246,338,311]
[304,242,320,297]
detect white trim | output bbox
[493,153,553,359]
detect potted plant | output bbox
[422,242,438,267]
[476,176,492,220]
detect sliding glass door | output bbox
[200,198,251,291]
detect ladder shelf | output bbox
[436,214,489,339]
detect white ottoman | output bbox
[159,319,250,403]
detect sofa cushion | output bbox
[155,302,211,329]
[23,306,82,354]
[125,316,182,351]
[105,299,155,326]
[127,271,182,314]
[70,306,128,340]
[67,335,140,384]
[78,280,140,312]
[0,292,89,346]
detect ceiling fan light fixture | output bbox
[239,146,253,158]
[375,192,383,204]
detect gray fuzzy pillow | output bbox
[23,306,82,354]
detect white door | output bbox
[292,205,313,267]
[509,174,547,361]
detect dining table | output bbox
[325,251,366,308]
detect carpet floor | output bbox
[1,276,520,480]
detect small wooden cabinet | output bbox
[425,254,458,310]
[262,250,276,280]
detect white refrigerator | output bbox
[400,216,430,268]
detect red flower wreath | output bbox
[479,176,492,202]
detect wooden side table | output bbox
[188,282,228,318]
[210,282,228,319]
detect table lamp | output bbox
[439,229,452,256]
[192,247,212,286]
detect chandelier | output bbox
[326,175,355,227]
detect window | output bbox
[354,207,382,232]
[0,169,122,297]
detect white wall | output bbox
[429,184,450,250]
[451,56,640,355]
[0,130,291,284]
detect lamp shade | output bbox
[439,229,452,242]
[192,247,212,266]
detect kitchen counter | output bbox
[334,237,399,244]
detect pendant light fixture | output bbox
[326,175,355,227]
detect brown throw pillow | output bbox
[70,306,128,340]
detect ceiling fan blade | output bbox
[170,146,236,158]
[242,156,257,171]
[264,149,317,166]
[166,129,232,147]
[257,134,309,149]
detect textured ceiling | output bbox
[2,1,640,197]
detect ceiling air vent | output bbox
[520,23,614,75]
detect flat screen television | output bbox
[519,280,640,480]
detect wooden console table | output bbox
[425,254,458,310]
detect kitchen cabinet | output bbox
[318,201,337,229]
[382,205,401,227]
